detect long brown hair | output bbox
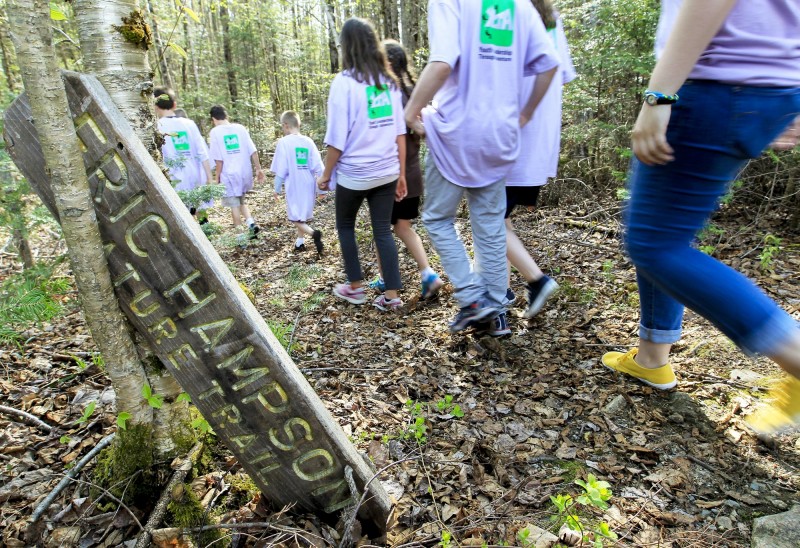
[531,0,557,30]
[340,18,397,89]
[383,39,416,99]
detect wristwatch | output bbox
[644,90,679,106]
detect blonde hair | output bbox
[280,111,301,128]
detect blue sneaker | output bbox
[524,275,559,319]
[421,272,443,299]
[475,312,511,337]
[368,276,386,292]
[505,288,516,305]
[449,301,498,333]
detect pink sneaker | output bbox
[373,294,403,311]
[333,283,366,304]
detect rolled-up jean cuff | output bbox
[738,313,800,357]
[639,324,682,345]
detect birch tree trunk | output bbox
[7,0,153,428]
[71,0,158,153]
[0,5,18,92]
[71,0,192,454]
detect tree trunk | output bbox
[220,3,238,106]
[71,0,191,454]
[0,7,18,92]
[71,0,158,154]
[146,0,174,89]
[323,0,339,74]
[7,0,153,428]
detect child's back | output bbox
[272,132,322,223]
[158,115,208,191]
[209,122,257,192]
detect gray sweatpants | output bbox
[422,158,507,310]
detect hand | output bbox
[406,114,425,137]
[395,175,407,201]
[770,116,800,151]
[255,169,265,184]
[519,111,532,128]
[274,192,281,200]
[317,173,331,191]
[631,104,674,165]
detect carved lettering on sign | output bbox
[3,73,390,531]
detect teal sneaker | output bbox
[421,272,443,299]
[368,276,386,292]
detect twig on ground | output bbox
[134,441,204,548]
[300,367,392,374]
[685,455,735,483]
[0,404,55,433]
[30,433,115,523]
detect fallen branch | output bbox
[133,441,204,548]
[30,433,115,523]
[300,367,392,374]
[0,404,54,433]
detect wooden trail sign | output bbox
[3,72,390,532]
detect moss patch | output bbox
[93,424,158,509]
[113,11,153,49]
[166,485,224,546]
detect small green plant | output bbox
[116,412,131,430]
[435,395,465,417]
[720,179,744,206]
[615,187,630,201]
[550,474,618,547]
[601,259,615,281]
[191,416,212,434]
[75,402,96,425]
[699,244,716,255]
[403,399,428,444]
[759,233,782,272]
[176,392,192,404]
[267,319,298,353]
[141,384,164,409]
[0,265,72,344]
[59,435,71,444]
[438,530,452,548]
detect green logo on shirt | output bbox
[481,0,515,47]
[172,131,190,152]
[224,134,240,151]
[366,86,392,119]
[295,147,309,166]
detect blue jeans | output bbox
[422,157,508,310]
[626,80,800,355]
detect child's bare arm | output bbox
[404,61,451,136]
[317,146,342,191]
[202,159,213,185]
[520,66,557,127]
[250,151,265,183]
[395,135,407,201]
[214,160,223,184]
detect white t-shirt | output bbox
[323,72,406,186]
[270,133,323,221]
[422,0,559,188]
[209,122,258,197]
[507,18,576,186]
[158,116,209,191]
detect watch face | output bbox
[645,94,657,105]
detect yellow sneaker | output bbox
[745,376,800,436]
[601,348,677,390]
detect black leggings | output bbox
[335,181,402,290]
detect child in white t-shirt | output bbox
[153,87,213,222]
[271,111,325,255]
[208,104,265,237]
[318,17,407,311]
[405,0,559,335]
[505,1,576,319]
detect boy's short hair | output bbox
[210,105,228,121]
[280,111,301,128]
[153,87,176,110]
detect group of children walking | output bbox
[155,0,800,437]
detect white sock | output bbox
[246,217,255,226]
[296,237,305,247]
[420,267,435,279]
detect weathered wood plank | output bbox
[3,72,390,532]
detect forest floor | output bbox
[1,177,799,548]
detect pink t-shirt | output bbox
[422,0,559,188]
[657,0,800,87]
[507,18,576,187]
[323,72,406,182]
[158,116,209,191]
[209,123,258,197]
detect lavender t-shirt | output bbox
[508,18,576,187]
[323,72,405,183]
[158,116,209,191]
[209,123,258,197]
[270,134,323,222]
[657,0,800,87]
[422,0,559,188]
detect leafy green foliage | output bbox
[117,412,132,430]
[75,402,96,425]
[141,384,164,409]
[0,266,71,344]
[550,474,618,547]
